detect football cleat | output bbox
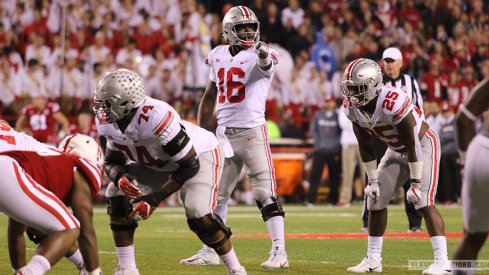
[228,266,247,275]
[113,265,140,275]
[180,247,220,266]
[347,257,382,273]
[260,247,289,269]
[422,260,451,275]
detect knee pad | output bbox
[107,196,133,217]
[256,196,285,221]
[26,228,45,244]
[187,214,232,249]
[107,196,138,231]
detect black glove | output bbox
[132,191,166,208]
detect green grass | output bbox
[0,204,487,274]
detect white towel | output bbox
[216,125,234,158]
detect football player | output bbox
[0,120,88,274]
[93,69,246,275]
[1,134,104,275]
[181,5,288,269]
[341,59,450,274]
[452,76,489,274]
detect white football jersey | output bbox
[96,97,218,172]
[0,120,48,152]
[206,45,278,128]
[344,86,425,151]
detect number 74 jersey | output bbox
[344,86,425,151]
[206,45,278,128]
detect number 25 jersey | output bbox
[344,86,425,151]
[206,45,278,128]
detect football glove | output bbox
[406,180,423,205]
[365,179,380,200]
[254,41,270,59]
[130,201,155,221]
[118,174,141,199]
[132,191,166,208]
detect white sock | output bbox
[266,216,285,250]
[214,200,229,224]
[67,249,84,270]
[430,236,448,261]
[116,245,137,268]
[367,236,383,261]
[24,255,51,274]
[220,247,241,271]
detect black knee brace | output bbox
[26,228,45,244]
[107,196,138,231]
[187,214,232,249]
[256,196,285,221]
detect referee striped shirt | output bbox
[383,74,424,110]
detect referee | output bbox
[361,47,424,233]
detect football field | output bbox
[0,204,486,274]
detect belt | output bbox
[224,127,250,135]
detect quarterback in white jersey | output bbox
[342,59,451,274]
[94,69,246,275]
[453,76,489,273]
[181,6,288,270]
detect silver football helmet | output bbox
[93,69,145,123]
[341,58,383,107]
[222,6,260,48]
[58,133,104,169]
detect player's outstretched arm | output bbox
[7,218,28,270]
[198,81,218,131]
[71,170,101,274]
[456,76,489,154]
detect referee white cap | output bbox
[382,47,402,61]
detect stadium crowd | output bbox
[0,0,487,205]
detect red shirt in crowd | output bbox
[21,102,61,144]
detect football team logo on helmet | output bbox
[341,58,383,107]
[93,69,145,124]
[58,134,104,169]
[222,6,260,48]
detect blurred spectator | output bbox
[66,108,99,143]
[437,102,461,204]
[0,55,20,114]
[261,2,287,47]
[287,23,312,59]
[420,59,448,103]
[15,95,69,146]
[305,96,341,206]
[25,32,50,67]
[424,101,442,135]
[281,0,305,30]
[280,111,306,140]
[337,103,365,207]
[310,30,337,80]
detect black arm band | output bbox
[170,155,200,185]
[163,125,191,157]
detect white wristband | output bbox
[363,160,378,180]
[408,161,424,180]
[87,267,102,275]
[257,55,271,67]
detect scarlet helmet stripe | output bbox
[345,59,362,81]
[240,6,250,19]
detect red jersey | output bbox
[0,149,102,205]
[22,102,61,144]
[420,72,448,103]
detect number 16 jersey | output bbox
[206,45,278,128]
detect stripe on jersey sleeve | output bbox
[154,111,174,136]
